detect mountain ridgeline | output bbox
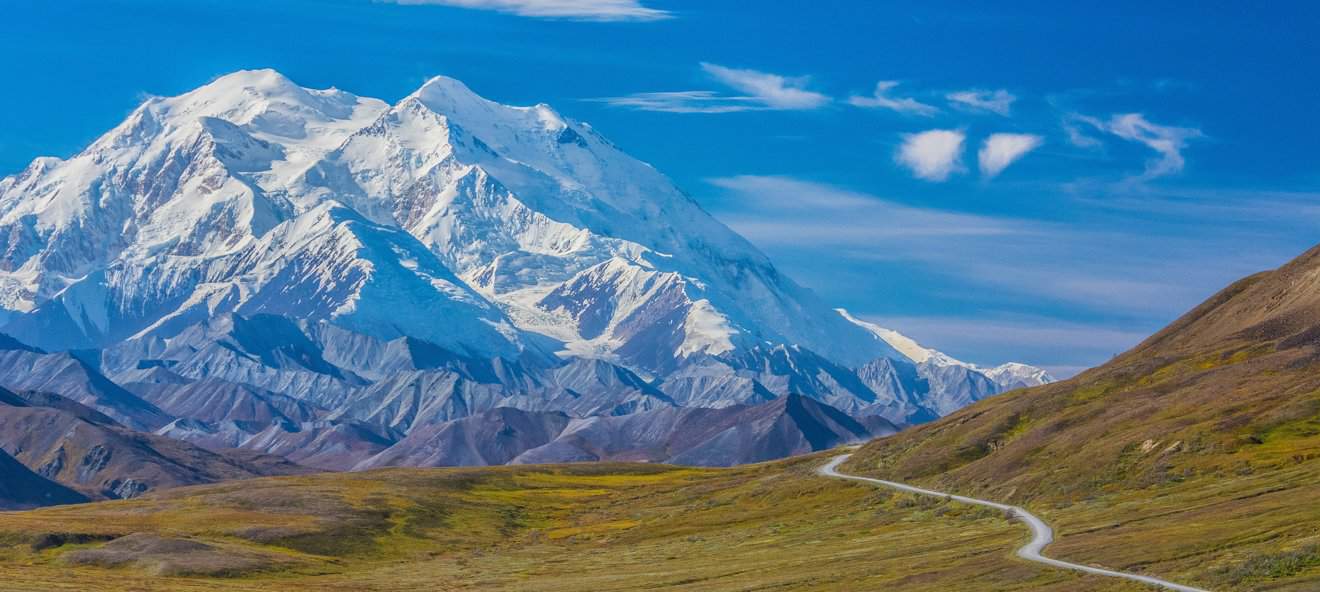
[844,243,1320,498]
[0,70,1049,502]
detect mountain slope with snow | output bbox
[838,309,1053,392]
[304,73,907,371]
[0,70,912,372]
[0,70,1053,479]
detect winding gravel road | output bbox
[819,454,1210,592]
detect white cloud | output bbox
[1075,113,1202,179]
[847,81,938,116]
[598,63,829,113]
[896,129,965,181]
[593,91,759,113]
[1062,119,1103,148]
[386,0,671,21]
[978,133,1043,178]
[946,89,1016,116]
[1104,113,1202,178]
[698,63,830,110]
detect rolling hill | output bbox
[844,243,1320,590]
[0,452,1168,592]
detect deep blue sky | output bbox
[3,1,1319,376]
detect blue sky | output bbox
[3,1,1318,376]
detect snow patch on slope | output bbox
[836,308,1053,391]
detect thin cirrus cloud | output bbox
[946,89,1016,116]
[699,63,830,110]
[596,63,829,113]
[384,0,672,21]
[896,129,966,182]
[1072,113,1203,179]
[847,81,938,116]
[703,175,1302,372]
[978,133,1043,178]
[703,174,1191,316]
[1062,118,1104,149]
[707,175,1022,242]
[596,91,760,114]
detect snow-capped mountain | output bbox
[0,70,906,369]
[981,362,1055,391]
[838,309,1054,415]
[305,73,910,371]
[0,70,1052,479]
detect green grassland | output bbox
[0,452,1158,592]
[844,333,1320,591]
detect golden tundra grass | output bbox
[0,453,1154,592]
[845,336,1320,591]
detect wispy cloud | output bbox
[1071,112,1209,178]
[708,175,1015,239]
[597,63,829,113]
[1071,185,1320,227]
[704,175,1307,371]
[978,133,1043,178]
[1062,116,1104,148]
[593,91,758,113]
[699,63,830,110]
[946,89,1016,116]
[385,0,671,21]
[705,175,1294,317]
[847,81,938,116]
[896,129,965,181]
[1074,113,1203,179]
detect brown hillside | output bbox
[843,243,1320,590]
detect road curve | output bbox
[819,454,1210,592]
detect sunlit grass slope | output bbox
[845,246,1320,591]
[0,453,1154,592]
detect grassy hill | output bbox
[0,452,1162,592]
[844,245,1320,590]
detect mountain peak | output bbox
[414,74,480,99]
[409,74,569,136]
[410,74,495,114]
[153,69,374,141]
[173,68,309,114]
[205,68,300,92]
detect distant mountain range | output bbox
[0,70,1049,502]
